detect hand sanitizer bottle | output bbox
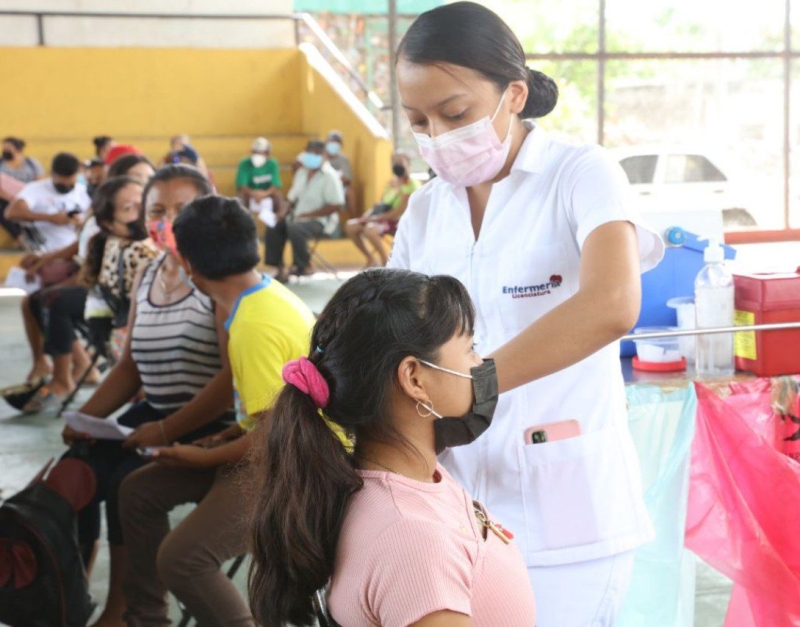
[694,236,735,377]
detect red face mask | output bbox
[146,219,177,255]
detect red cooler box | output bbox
[734,272,800,376]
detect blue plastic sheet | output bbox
[617,385,697,627]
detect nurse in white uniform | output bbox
[389,3,665,626]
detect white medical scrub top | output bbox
[388,122,665,567]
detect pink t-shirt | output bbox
[328,464,536,626]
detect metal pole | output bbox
[784,0,792,229]
[622,321,800,342]
[388,0,401,143]
[36,13,44,46]
[596,0,606,145]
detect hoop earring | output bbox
[415,400,434,418]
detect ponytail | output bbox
[248,384,362,626]
[79,231,108,289]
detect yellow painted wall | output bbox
[298,52,393,214]
[2,48,303,138]
[0,46,391,209]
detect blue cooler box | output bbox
[620,229,736,357]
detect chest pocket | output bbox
[496,243,577,333]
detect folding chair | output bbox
[176,555,247,627]
[57,252,132,417]
[313,586,342,627]
[56,317,118,418]
[307,233,340,280]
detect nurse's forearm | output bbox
[488,284,639,394]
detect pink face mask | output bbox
[413,90,512,188]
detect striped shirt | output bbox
[130,254,222,413]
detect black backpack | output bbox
[0,458,96,627]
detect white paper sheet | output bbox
[5,267,42,294]
[249,197,277,227]
[63,411,134,441]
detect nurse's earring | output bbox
[416,400,437,419]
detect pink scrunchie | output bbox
[282,357,330,409]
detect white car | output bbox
[611,147,757,227]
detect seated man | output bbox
[165,134,209,177]
[265,139,343,282]
[325,129,355,216]
[6,152,91,254]
[6,152,92,391]
[235,136,282,226]
[120,195,315,627]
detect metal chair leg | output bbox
[308,240,340,280]
[55,349,103,418]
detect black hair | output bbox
[2,137,25,152]
[248,268,475,627]
[80,176,144,289]
[173,195,259,280]
[397,1,558,119]
[51,152,81,177]
[107,154,155,179]
[141,164,213,208]
[93,135,113,154]
[307,139,326,152]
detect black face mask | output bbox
[53,182,74,195]
[419,359,499,454]
[124,220,149,241]
[1,150,13,161]
[392,164,407,178]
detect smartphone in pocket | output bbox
[524,419,582,445]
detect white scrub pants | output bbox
[528,550,635,627]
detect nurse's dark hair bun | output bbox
[398,1,558,119]
[524,68,558,119]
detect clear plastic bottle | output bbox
[694,237,735,377]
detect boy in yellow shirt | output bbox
[119,195,314,625]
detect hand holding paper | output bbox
[63,411,133,441]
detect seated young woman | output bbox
[61,165,235,627]
[21,153,158,411]
[344,151,419,267]
[249,268,536,627]
[22,176,159,412]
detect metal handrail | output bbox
[293,12,388,112]
[622,321,800,341]
[0,9,389,116]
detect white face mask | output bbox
[251,154,267,168]
[413,90,513,188]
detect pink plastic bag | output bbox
[685,383,800,627]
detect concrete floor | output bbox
[0,274,732,626]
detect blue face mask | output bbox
[326,141,341,156]
[301,152,324,170]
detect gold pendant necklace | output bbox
[158,265,181,300]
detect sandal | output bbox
[22,386,67,415]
